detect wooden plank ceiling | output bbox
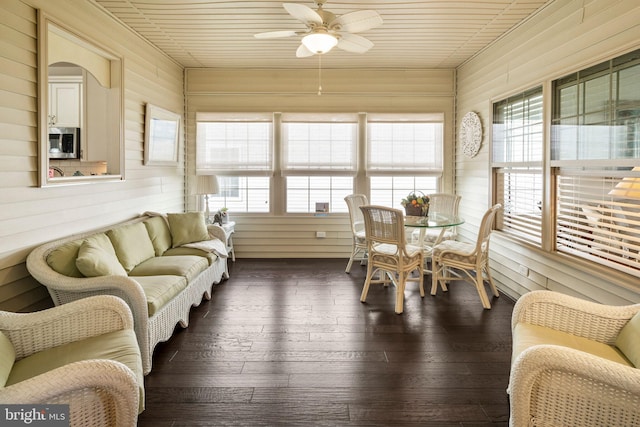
[92,0,553,69]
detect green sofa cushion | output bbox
[107,222,156,272]
[512,322,633,367]
[7,328,144,411]
[129,255,208,283]
[130,275,188,316]
[46,239,84,278]
[167,212,209,248]
[0,331,15,387]
[144,216,172,256]
[616,311,640,368]
[76,239,127,277]
[164,246,217,265]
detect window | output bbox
[552,50,640,276]
[492,87,544,244]
[367,114,443,207]
[369,177,437,208]
[196,113,272,213]
[281,114,357,213]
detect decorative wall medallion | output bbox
[460,111,482,158]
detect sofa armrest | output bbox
[511,290,640,344]
[509,345,640,427]
[0,295,133,359]
[207,223,227,242]
[0,359,140,424]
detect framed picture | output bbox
[144,103,181,166]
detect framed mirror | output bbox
[38,12,124,186]
[144,104,181,166]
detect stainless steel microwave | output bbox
[49,127,80,159]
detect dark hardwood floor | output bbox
[138,258,514,426]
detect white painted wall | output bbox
[455,0,640,304]
[0,0,185,311]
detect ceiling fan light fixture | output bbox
[302,32,337,54]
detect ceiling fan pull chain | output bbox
[318,54,322,96]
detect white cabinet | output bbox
[49,80,82,128]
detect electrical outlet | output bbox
[518,265,529,277]
[316,231,326,238]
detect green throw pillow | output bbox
[616,311,640,367]
[76,240,127,277]
[107,222,156,272]
[46,239,84,277]
[0,331,15,387]
[167,212,209,248]
[144,216,172,256]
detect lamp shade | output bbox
[302,32,338,54]
[194,175,219,195]
[608,167,640,199]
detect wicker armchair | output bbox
[0,295,143,427]
[509,290,640,427]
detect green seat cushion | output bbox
[144,216,172,256]
[130,275,188,316]
[512,322,633,367]
[107,222,156,272]
[616,311,640,368]
[129,256,208,282]
[0,331,16,387]
[75,239,127,277]
[167,212,209,248]
[46,239,84,277]
[164,246,217,265]
[7,329,144,411]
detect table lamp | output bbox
[608,167,640,199]
[194,175,219,221]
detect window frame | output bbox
[491,48,640,279]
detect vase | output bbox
[405,204,427,216]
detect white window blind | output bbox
[556,169,640,278]
[495,169,542,244]
[367,115,443,175]
[551,50,640,276]
[281,113,357,176]
[196,113,273,176]
[492,87,543,244]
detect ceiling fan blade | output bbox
[296,44,315,58]
[254,30,298,39]
[283,3,323,26]
[330,10,382,33]
[336,33,374,54]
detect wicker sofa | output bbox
[0,295,143,426]
[26,212,228,375]
[509,290,640,427]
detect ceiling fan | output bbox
[254,0,383,57]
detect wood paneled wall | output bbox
[455,0,640,304]
[185,68,455,259]
[0,0,185,311]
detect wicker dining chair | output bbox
[431,203,502,309]
[421,193,461,244]
[344,194,369,273]
[359,205,424,314]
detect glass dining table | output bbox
[404,213,465,273]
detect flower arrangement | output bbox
[401,192,430,216]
